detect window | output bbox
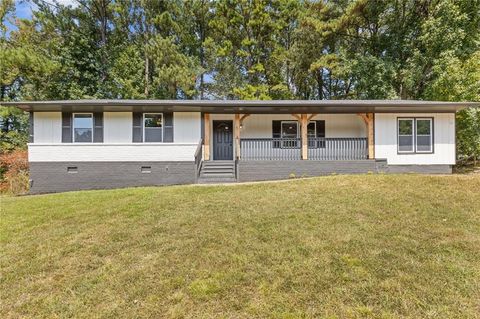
[144,113,163,142]
[281,121,299,148]
[416,119,433,153]
[397,118,433,154]
[141,166,152,173]
[398,118,414,153]
[67,166,78,173]
[73,113,93,143]
[307,121,316,148]
[307,122,316,138]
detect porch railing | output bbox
[240,137,367,160]
[194,138,203,181]
[240,138,302,160]
[308,138,367,160]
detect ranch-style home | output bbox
[4,100,479,194]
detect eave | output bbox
[2,99,479,113]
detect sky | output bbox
[5,1,35,33]
[5,0,78,34]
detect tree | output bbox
[427,51,480,163]
[0,106,28,152]
[207,0,301,99]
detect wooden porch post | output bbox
[367,113,375,159]
[357,113,375,159]
[234,114,240,159]
[204,113,210,160]
[301,114,308,160]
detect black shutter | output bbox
[163,112,173,142]
[316,120,325,148]
[272,120,281,148]
[29,112,34,143]
[62,112,72,143]
[316,120,325,137]
[93,112,103,143]
[132,112,143,142]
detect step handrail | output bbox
[194,138,203,182]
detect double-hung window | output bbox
[281,121,299,148]
[144,113,163,142]
[397,118,433,154]
[73,113,93,143]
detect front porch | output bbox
[202,113,374,161]
[196,112,377,183]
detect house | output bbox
[4,99,479,194]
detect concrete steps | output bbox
[198,161,236,183]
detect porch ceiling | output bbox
[3,99,479,113]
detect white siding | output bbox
[29,144,197,162]
[174,112,201,143]
[33,112,62,143]
[375,113,455,165]
[236,114,365,138]
[104,112,132,143]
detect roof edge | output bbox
[2,99,478,113]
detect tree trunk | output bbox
[199,38,205,99]
[144,51,149,97]
[316,70,323,100]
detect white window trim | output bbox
[415,118,433,153]
[73,113,94,143]
[397,117,434,154]
[143,113,164,143]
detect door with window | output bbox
[213,120,233,160]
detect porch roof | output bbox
[2,99,479,113]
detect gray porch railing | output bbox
[240,137,367,160]
[240,138,302,160]
[308,138,368,160]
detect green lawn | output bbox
[1,175,480,318]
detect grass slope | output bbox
[1,175,480,318]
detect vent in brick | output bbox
[67,166,78,173]
[141,166,151,173]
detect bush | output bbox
[457,108,480,166]
[0,150,29,195]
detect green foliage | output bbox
[110,45,146,99]
[457,108,480,163]
[0,106,28,152]
[147,35,201,99]
[426,51,480,162]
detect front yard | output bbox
[1,175,479,318]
